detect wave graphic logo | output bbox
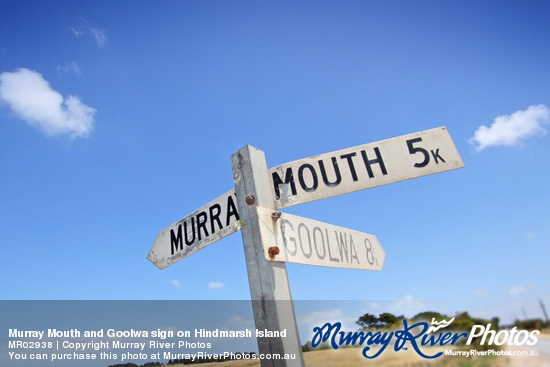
[427,317,455,333]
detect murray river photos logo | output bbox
[311,317,540,359]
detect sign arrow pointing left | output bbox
[147,190,240,269]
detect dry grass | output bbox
[302,347,441,366]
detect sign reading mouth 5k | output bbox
[311,317,541,359]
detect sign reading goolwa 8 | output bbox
[269,127,464,209]
[256,207,385,270]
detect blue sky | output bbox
[1,0,549,329]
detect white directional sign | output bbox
[147,190,241,269]
[256,207,385,271]
[148,127,463,269]
[269,127,464,209]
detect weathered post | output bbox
[231,145,305,366]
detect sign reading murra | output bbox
[147,190,240,269]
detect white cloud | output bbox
[208,281,225,289]
[57,62,82,75]
[168,279,182,288]
[71,19,107,46]
[469,104,550,151]
[507,285,528,297]
[526,231,536,240]
[299,308,347,328]
[364,295,428,318]
[0,68,95,138]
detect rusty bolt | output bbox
[271,211,283,221]
[268,246,280,257]
[245,195,255,205]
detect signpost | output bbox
[255,207,385,271]
[147,126,464,367]
[231,146,305,367]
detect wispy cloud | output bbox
[469,104,550,151]
[475,284,535,298]
[168,279,182,288]
[0,68,95,138]
[299,308,354,329]
[71,18,107,47]
[57,61,82,75]
[365,295,427,318]
[507,285,528,297]
[208,281,225,289]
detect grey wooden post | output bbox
[231,145,305,367]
